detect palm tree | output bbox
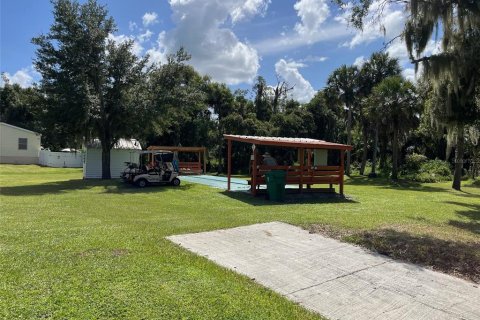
[368,76,420,180]
[336,0,480,189]
[404,3,480,190]
[326,65,359,175]
[358,52,401,175]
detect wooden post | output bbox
[299,148,304,192]
[252,147,258,196]
[198,151,201,173]
[307,149,312,189]
[340,149,345,195]
[203,148,207,174]
[227,139,232,191]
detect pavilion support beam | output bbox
[340,150,345,195]
[252,147,258,196]
[203,149,207,174]
[307,149,312,189]
[299,148,304,193]
[198,152,201,173]
[227,139,232,191]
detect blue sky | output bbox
[1,0,438,102]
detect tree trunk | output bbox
[472,149,479,180]
[370,124,379,177]
[379,134,387,170]
[101,143,111,179]
[346,105,352,176]
[359,124,368,175]
[452,125,464,190]
[392,129,399,180]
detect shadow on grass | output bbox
[445,201,480,235]
[309,225,480,283]
[220,190,358,206]
[453,190,480,199]
[346,175,449,193]
[0,179,193,196]
[466,180,480,188]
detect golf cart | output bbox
[121,150,181,188]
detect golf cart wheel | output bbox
[137,179,148,188]
[171,178,181,186]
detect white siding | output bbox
[83,148,140,179]
[0,122,41,164]
[39,150,83,168]
[314,149,328,166]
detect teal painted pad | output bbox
[181,175,302,192]
[181,175,251,191]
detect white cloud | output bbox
[353,55,366,67]
[402,68,416,82]
[298,55,328,63]
[385,39,408,61]
[386,39,442,82]
[107,33,144,56]
[159,0,262,84]
[386,38,441,63]
[385,38,441,82]
[339,1,405,48]
[142,12,159,26]
[138,30,153,43]
[254,24,350,54]
[275,59,315,103]
[146,48,167,65]
[253,0,350,54]
[1,66,40,88]
[231,0,270,23]
[297,55,328,63]
[294,0,330,38]
[146,31,168,66]
[129,21,138,31]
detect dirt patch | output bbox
[308,225,480,284]
[111,248,129,257]
[78,248,101,257]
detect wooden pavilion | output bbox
[224,135,352,196]
[146,146,207,175]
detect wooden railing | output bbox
[249,164,341,189]
[179,162,203,175]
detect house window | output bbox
[18,138,28,150]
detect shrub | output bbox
[401,153,428,174]
[401,155,452,182]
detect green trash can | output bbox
[265,170,286,202]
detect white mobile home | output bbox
[83,138,142,179]
[0,122,41,164]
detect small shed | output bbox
[224,135,352,195]
[147,146,207,175]
[0,122,41,164]
[83,138,142,179]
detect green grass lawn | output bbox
[1,165,479,319]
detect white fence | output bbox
[39,150,83,168]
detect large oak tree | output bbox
[33,0,147,178]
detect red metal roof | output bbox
[224,135,352,150]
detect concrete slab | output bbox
[167,222,480,320]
